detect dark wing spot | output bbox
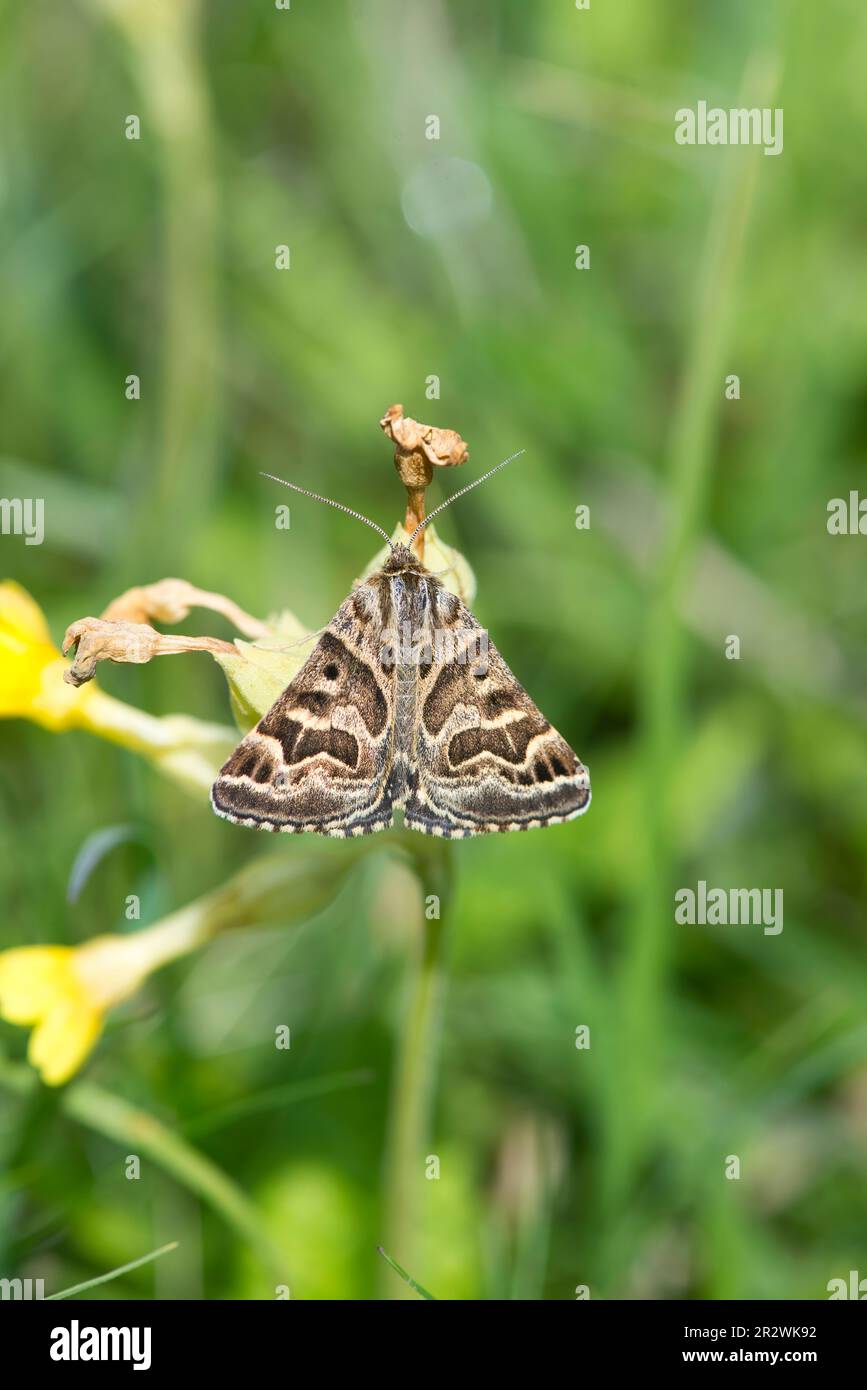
[447,715,547,769]
[259,715,301,761]
[551,755,569,777]
[319,633,388,736]
[485,689,516,714]
[231,745,275,784]
[323,663,339,681]
[534,759,553,783]
[296,726,358,768]
[258,709,359,769]
[298,690,328,714]
[423,662,471,734]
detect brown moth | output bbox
[211,459,590,838]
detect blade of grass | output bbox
[376,1246,436,1301]
[48,1241,179,1300]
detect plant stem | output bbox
[380,841,451,1298]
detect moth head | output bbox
[382,543,425,575]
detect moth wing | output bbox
[211,585,396,836]
[404,588,590,837]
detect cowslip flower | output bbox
[0,579,95,732]
[0,918,203,1086]
[0,848,368,1085]
[0,580,236,791]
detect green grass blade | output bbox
[376,1246,437,1300]
[48,1242,179,1300]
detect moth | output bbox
[211,456,590,838]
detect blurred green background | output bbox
[2,0,867,1300]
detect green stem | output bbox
[380,840,451,1299]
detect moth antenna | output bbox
[408,449,526,545]
[260,473,395,550]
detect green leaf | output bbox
[215,633,317,733]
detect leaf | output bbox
[66,823,145,903]
[215,632,317,732]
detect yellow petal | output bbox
[28,1001,103,1086]
[0,947,77,1024]
[0,630,59,720]
[0,580,54,646]
[0,582,93,727]
[0,581,113,730]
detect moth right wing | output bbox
[404,587,590,837]
[211,585,396,836]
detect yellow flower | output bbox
[0,849,365,1085]
[0,580,95,731]
[0,912,210,1085]
[0,948,103,1085]
[0,581,234,791]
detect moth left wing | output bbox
[211,586,396,836]
[404,588,590,837]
